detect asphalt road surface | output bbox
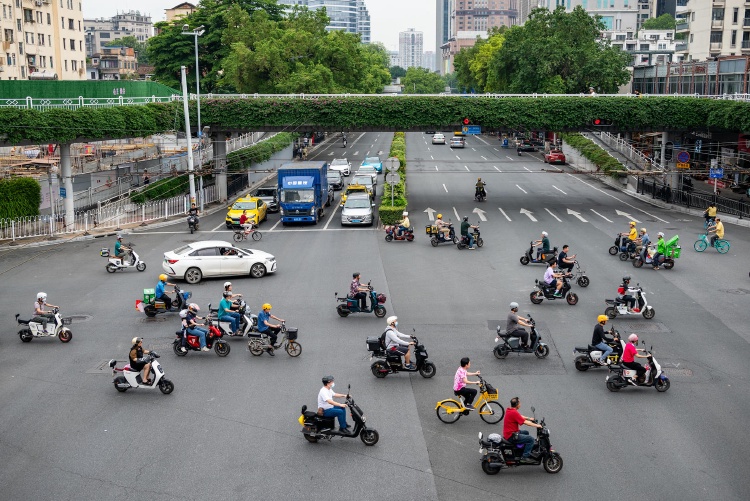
[0,132,748,501]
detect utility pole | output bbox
[180,66,196,204]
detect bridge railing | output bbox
[593,131,665,172]
[0,95,180,111]
[637,176,750,219]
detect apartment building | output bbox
[676,0,750,62]
[285,1,371,43]
[165,2,196,23]
[399,28,423,69]
[89,45,137,81]
[84,10,153,58]
[0,0,85,80]
[453,0,517,32]
[436,0,454,74]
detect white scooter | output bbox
[207,299,257,337]
[15,307,72,343]
[606,344,670,392]
[604,284,655,319]
[101,244,147,273]
[109,352,174,394]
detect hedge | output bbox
[0,177,41,219]
[130,175,198,203]
[379,131,407,225]
[561,133,627,175]
[226,132,298,172]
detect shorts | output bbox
[130,360,146,371]
[389,345,409,356]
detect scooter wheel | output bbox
[530,291,543,305]
[303,434,318,443]
[456,242,464,250]
[535,345,550,359]
[285,341,302,357]
[385,234,393,242]
[663,260,674,270]
[566,293,578,305]
[633,258,643,268]
[248,341,264,356]
[371,362,388,378]
[214,342,231,357]
[58,329,72,343]
[476,238,483,248]
[406,234,414,242]
[106,263,117,273]
[520,256,530,265]
[606,380,621,392]
[577,275,590,287]
[643,307,655,320]
[336,305,350,317]
[159,379,175,395]
[418,362,436,378]
[619,252,629,261]
[493,345,509,359]
[19,329,33,342]
[608,246,618,255]
[482,459,501,475]
[605,307,617,319]
[374,306,387,318]
[574,356,589,371]
[430,237,438,247]
[173,342,188,356]
[360,429,379,446]
[136,262,147,272]
[114,376,128,392]
[655,378,670,392]
[543,453,564,474]
[144,305,157,318]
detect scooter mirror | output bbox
[531,406,535,414]
[478,431,483,440]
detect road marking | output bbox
[328,152,334,156]
[516,184,527,194]
[424,208,436,221]
[545,208,561,222]
[323,203,341,229]
[211,221,226,232]
[464,166,470,171]
[552,185,567,195]
[567,174,669,223]
[520,208,537,222]
[567,209,588,223]
[456,155,461,160]
[494,166,501,172]
[354,151,359,156]
[615,209,641,223]
[452,206,461,221]
[473,208,487,221]
[494,148,499,151]
[523,166,532,172]
[590,209,613,223]
[431,155,434,160]
[435,165,438,171]
[506,156,514,161]
[472,148,477,151]
[481,156,487,160]
[443,184,448,193]
[498,208,512,221]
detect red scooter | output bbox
[384,225,414,242]
[172,321,230,357]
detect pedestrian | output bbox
[143,169,150,185]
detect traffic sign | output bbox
[59,187,66,198]
[676,151,690,163]
[462,125,481,135]
[676,162,690,170]
[385,157,400,172]
[709,167,723,179]
[385,173,400,184]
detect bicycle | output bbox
[435,376,505,424]
[248,321,301,357]
[694,233,729,254]
[232,224,262,242]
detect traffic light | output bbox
[462,118,471,126]
[592,118,613,126]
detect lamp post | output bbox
[182,25,205,208]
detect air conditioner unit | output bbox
[35,0,43,6]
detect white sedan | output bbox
[432,133,446,144]
[162,240,277,284]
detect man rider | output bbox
[460,216,477,250]
[618,276,637,312]
[435,213,451,240]
[218,291,240,335]
[349,272,369,310]
[592,315,615,365]
[503,397,543,463]
[475,178,486,198]
[257,303,284,356]
[114,234,132,265]
[318,376,349,431]
[185,303,210,352]
[704,202,717,225]
[636,228,650,258]
[155,274,176,310]
[534,231,550,260]
[543,261,564,297]
[384,316,415,369]
[652,232,667,270]
[32,292,58,333]
[506,302,534,350]
[557,244,576,272]
[708,217,724,248]
[620,221,638,251]
[622,334,649,384]
[397,211,410,238]
[187,202,199,226]
[129,337,152,385]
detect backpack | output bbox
[379,328,392,349]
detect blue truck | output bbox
[278,162,329,224]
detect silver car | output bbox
[355,165,378,185]
[340,195,375,226]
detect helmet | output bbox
[597,314,608,324]
[629,221,636,227]
[402,211,408,216]
[541,231,548,236]
[477,177,481,181]
[509,301,519,310]
[159,274,167,282]
[463,216,469,222]
[132,336,142,345]
[117,234,123,240]
[222,291,232,298]
[437,213,443,219]
[622,276,631,282]
[640,228,647,233]
[628,333,638,343]
[262,303,272,311]
[36,292,47,301]
[657,232,664,237]
[188,303,199,311]
[352,272,360,278]
[322,375,334,385]
[223,281,232,290]
[386,315,398,325]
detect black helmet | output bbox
[622,276,631,282]
[352,272,360,278]
[322,375,334,385]
[463,216,469,222]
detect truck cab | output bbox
[278,162,328,224]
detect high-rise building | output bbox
[84,11,153,58]
[525,1,638,32]
[453,0,517,33]
[436,0,454,74]
[289,1,371,43]
[0,0,86,81]
[676,0,750,61]
[399,28,423,69]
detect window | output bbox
[712,9,724,21]
[16,19,20,31]
[50,56,53,68]
[64,59,67,71]
[733,7,739,24]
[68,18,73,30]
[731,30,737,47]
[18,41,22,55]
[47,13,50,25]
[70,38,75,51]
[71,60,76,71]
[4,29,13,43]
[710,32,723,43]
[61,17,64,29]
[79,40,82,52]
[39,34,44,46]
[20,65,24,78]
[23,8,32,23]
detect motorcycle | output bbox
[530,276,578,305]
[478,407,563,475]
[299,386,379,446]
[606,344,670,392]
[187,214,200,234]
[15,307,73,343]
[248,321,301,357]
[520,241,558,265]
[367,334,436,378]
[493,315,549,359]
[384,225,415,242]
[608,234,637,261]
[560,260,589,287]
[475,187,486,202]
[457,225,483,250]
[604,285,655,319]
[335,281,387,318]
[173,320,230,357]
[633,245,677,270]
[139,285,192,318]
[109,352,174,394]
[101,243,147,273]
[573,326,624,371]
[207,300,258,337]
[427,223,458,247]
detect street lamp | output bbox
[182,24,205,207]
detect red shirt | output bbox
[622,343,637,363]
[503,407,526,440]
[239,214,248,225]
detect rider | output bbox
[475,177,486,198]
[349,272,369,310]
[543,260,564,297]
[257,303,284,356]
[384,316,415,369]
[397,211,410,238]
[503,397,543,463]
[460,216,477,250]
[506,302,534,350]
[620,221,638,250]
[435,213,452,240]
[704,202,717,225]
[617,276,636,312]
[218,291,240,335]
[32,292,58,333]
[318,376,349,431]
[239,210,250,231]
[114,234,132,265]
[652,232,667,270]
[187,202,199,226]
[636,228,650,258]
[156,274,176,310]
[622,334,649,384]
[708,217,724,247]
[185,303,210,352]
[592,315,614,365]
[453,357,481,410]
[534,231,550,260]
[129,337,152,385]
[557,244,576,272]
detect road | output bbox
[0,132,747,501]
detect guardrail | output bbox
[592,131,665,172]
[0,95,179,111]
[637,176,750,219]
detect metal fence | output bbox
[637,176,750,219]
[0,95,179,111]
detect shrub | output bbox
[0,177,41,219]
[561,133,626,175]
[130,175,198,203]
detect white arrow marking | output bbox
[523,166,532,172]
[516,185,527,194]
[591,209,613,223]
[424,208,436,221]
[481,156,488,160]
[520,209,537,222]
[443,184,448,193]
[435,165,438,171]
[567,209,588,223]
[473,208,487,222]
[498,208,511,221]
[552,185,567,195]
[453,206,461,221]
[430,155,434,160]
[545,208,561,222]
[464,166,470,171]
[328,152,334,156]
[354,151,360,156]
[616,209,641,223]
[506,156,515,161]
[494,148,499,151]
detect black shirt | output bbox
[188,207,198,216]
[592,324,606,345]
[557,251,567,267]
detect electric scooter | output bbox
[187,215,199,234]
[493,315,549,359]
[367,334,436,378]
[299,386,379,446]
[604,285,655,319]
[109,352,174,394]
[384,225,415,242]
[335,281,387,318]
[520,241,558,265]
[101,244,147,273]
[15,307,73,343]
[606,344,670,392]
[207,300,258,337]
[427,223,458,247]
[529,276,578,305]
[573,326,624,371]
[138,285,192,318]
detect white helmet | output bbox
[509,302,519,310]
[37,292,47,302]
[386,315,398,326]
[188,303,199,311]
[541,231,548,236]
[657,232,664,237]
[402,211,408,216]
[223,281,232,290]
[628,333,638,343]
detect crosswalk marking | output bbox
[494,166,501,172]
[590,209,613,223]
[464,166,470,171]
[523,166,532,172]
[443,184,448,193]
[506,156,515,161]
[545,208,561,222]
[498,208,512,221]
[516,185,527,194]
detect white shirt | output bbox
[385,327,410,349]
[317,386,335,410]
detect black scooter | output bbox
[187,215,199,234]
[493,314,549,359]
[299,386,379,446]
[530,276,578,305]
[573,326,623,371]
[457,225,483,250]
[475,187,486,202]
[335,281,387,318]
[520,241,558,265]
[429,223,458,247]
[367,334,436,378]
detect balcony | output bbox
[676,22,689,32]
[710,42,723,51]
[742,40,750,51]
[675,42,688,52]
[712,19,724,29]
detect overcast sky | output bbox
[84,1,436,52]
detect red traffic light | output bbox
[593,118,602,125]
[462,118,470,126]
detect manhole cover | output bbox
[664,368,693,377]
[68,314,93,322]
[139,317,169,323]
[719,288,750,295]
[617,322,670,333]
[86,359,114,374]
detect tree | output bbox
[390,66,406,79]
[401,67,445,94]
[104,35,149,65]
[642,13,676,31]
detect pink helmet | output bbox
[628,333,638,343]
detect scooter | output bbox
[573,326,624,371]
[101,244,147,273]
[367,334,436,378]
[604,285,654,319]
[606,344,670,392]
[560,261,589,287]
[207,300,258,337]
[15,307,73,343]
[475,187,486,202]
[478,408,563,475]
[608,234,637,261]
[187,215,199,234]
[248,321,302,357]
[384,225,415,242]
[493,315,549,359]
[428,223,458,247]
[335,281,387,318]
[530,276,578,305]
[632,245,676,270]
[298,386,379,446]
[520,242,558,265]
[109,352,174,394]
[139,285,192,318]
[457,225,483,250]
[172,321,230,357]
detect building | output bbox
[84,11,153,58]
[632,55,750,95]
[613,29,679,67]
[399,28,423,69]
[388,51,401,68]
[453,0,517,33]
[89,46,138,81]
[423,51,437,72]
[441,31,489,74]
[287,1,371,43]
[676,0,750,62]
[436,0,454,74]
[0,0,85,81]
[165,2,197,23]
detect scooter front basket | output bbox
[376,293,387,304]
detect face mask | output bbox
[331,383,335,389]
[395,321,398,327]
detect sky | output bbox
[83,1,436,52]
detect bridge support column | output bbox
[60,143,74,229]
[213,132,228,203]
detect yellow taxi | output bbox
[340,184,370,206]
[225,196,268,228]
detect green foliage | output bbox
[390,66,406,79]
[380,131,408,219]
[226,132,298,172]
[401,67,446,94]
[130,175,196,203]
[561,132,626,176]
[0,177,41,219]
[641,14,676,31]
[379,204,407,225]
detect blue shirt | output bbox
[155,280,166,299]
[257,311,270,332]
[218,298,233,318]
